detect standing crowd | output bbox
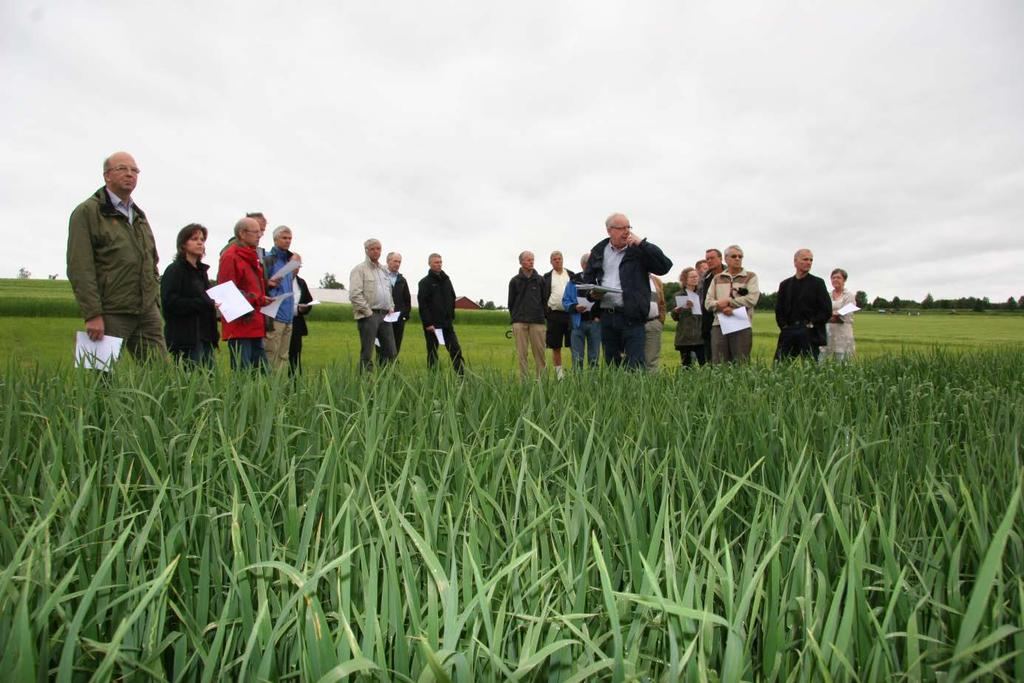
[67,151,856,375]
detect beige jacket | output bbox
[704,269,760,327]
[349,258,394,319]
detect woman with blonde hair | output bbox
[671,267,705,366]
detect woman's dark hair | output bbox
[176,223,208,257]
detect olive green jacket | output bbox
[67,187,161,320]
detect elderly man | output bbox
[583,213,672,369]
[350,238,397,371]
[508,251,549,379]
[705,244,760,363]
[699,248,724,362]
[543,251,575,378]
[218,217,271,370]
[263,225,301,369]
[417,253,465,373]
[67,151,167,359]
[382,252,412,358]
[774,248,831,361]
[561,252,601,369]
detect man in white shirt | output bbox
[543,251,575,378]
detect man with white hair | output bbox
[583,212,672,369]
[263,225,301,369]
[774,248,831,361]
[67,151,167,359]
[350,238,397,371]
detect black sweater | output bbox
[160,256,219,349]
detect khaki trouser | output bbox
[644,319,663,373]
[711,326,752,364]
[264,321,293,370]
[103,305,167,361]
[512,322,546,379]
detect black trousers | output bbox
[775,325,819,362]
[424,325,465,374]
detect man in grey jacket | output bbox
[349,238,397,371]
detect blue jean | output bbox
[228,338,267,371]
[570,319,601,368]
[600,311,646,369]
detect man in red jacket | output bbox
[218,217,270,370]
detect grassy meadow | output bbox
[1,278,1023,680]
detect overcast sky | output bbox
[3,0,1022,304]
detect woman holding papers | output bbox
[161,224,219,366]
[821,268,856,361]
[671,267,705,366]
[704,244,760,363]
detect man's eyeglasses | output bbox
[609,225,631,231]
[108,165,141,175]
[727,254,743,259]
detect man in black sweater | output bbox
[417,253,465,373]
[774,248,831,361]
[508,251,549,379]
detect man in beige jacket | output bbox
[350,238,397,371]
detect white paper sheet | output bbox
[206,281,253,322]
[718,306,751,335]
[837,302,860,316]
[383,311,400,323]
[308,300,322,306]
[270,258,301,280]
[434,328,446,345]
[75,331,123,371]
[685,291,703,315]
[576,297,594,312]
[649,302,659,319]
[260,292,293,317]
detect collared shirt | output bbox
[601,242,626,308]
[373,262,394,310]
[547,269,569,309]
[388,271,399,287]
[106,188,134,223]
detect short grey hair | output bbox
[725,244,744,258]
[605,212,628,229]
[273,225,292,240]
[428,253,442,262]
[233,218,252,238]
[364,238,381,251]
[386,252,401,261]
[793,248,812,259]
[580,252,590,268]
[550,250,563,260]
[518,250,534,265]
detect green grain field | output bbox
[1,279,1023,680]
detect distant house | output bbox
[454,296,481,310]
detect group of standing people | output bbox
[508,218,857,378]
[67,152,855,375]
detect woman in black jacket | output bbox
[161,224,219,366]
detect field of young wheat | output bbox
[1,350,1022,681]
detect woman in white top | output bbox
[821,268,856,360]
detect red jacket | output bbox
[218,243,269,340]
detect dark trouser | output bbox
[702,331,713,366]
[425,325,465,373]
[379,317,406,362]
[358,312,396,371]
[776,325,820,362]
[288,331,304,375]
[600,310,646,369]
[103,306,167,361]
[228,338,267,371]
[677,344,706,367]
[710,327,752,364]
[170,342,215,367]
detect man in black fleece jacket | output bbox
[417,253,465,373]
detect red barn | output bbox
[454,296,481,310]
